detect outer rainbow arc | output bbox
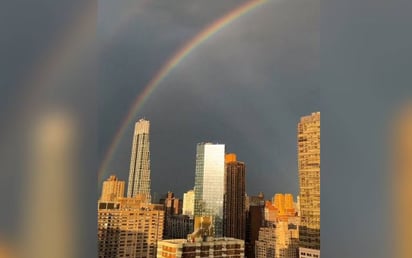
[98,0,267,184]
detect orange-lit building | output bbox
[98,195,164,258]
[265,194,297,223]
[156,238,245,258]
[255,222,299,258]
[100,175,125,201]
[297,112,320,257]
[223,153,246,240]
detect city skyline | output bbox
[97,0,320,199]
[102,118,307,200]
[98,111,320,257]
[101,111,317,198]
[97,1,320,256]
[2,0,411,257]
[101,112,315,200]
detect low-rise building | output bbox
[157,238,244,258]
[164,215,194,239]
[255,222,299,258]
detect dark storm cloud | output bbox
[321,0,412,256]
[143,0,319,198]
[98,0,249,168]
[99,0,319,199]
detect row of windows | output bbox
[300,251,319,258]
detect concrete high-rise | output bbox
[127,119,151,201]
[245,193,265,258]
[100,175,125,201]
[163,215,194,239]
[193,143,225,237]
[97,196,164,258]
[162,191,184,239]
[223,153,246,240]
[162,191,181,216]
[255,222,299,258]
[183,189,195,216]
[297,112,320,257]
[265,194,298,224]
[273,194,286,215]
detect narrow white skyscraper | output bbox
[127,119,151,201]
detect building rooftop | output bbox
[159,237,243,245]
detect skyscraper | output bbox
[193,143,225,237]
[223,153,246,240]
[245,193,265,258]
[100,175,125,201]
[297,112,320,258]
[127,119,151,201]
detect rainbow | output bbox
[98,0,267,184]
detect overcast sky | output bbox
[2,0,411,257]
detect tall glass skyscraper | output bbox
[127,119,151,201]
[193,143,225,237]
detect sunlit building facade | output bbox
[162,191,181,216]
[265,194,297,223]
[100,175,125,202]
[183,189,195,217]
[157,238,245,258]
[297,112,320,256]
[97,196,164,258]
[255,222,299,258]
[193,143,225,237]
[127,119,151,201]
